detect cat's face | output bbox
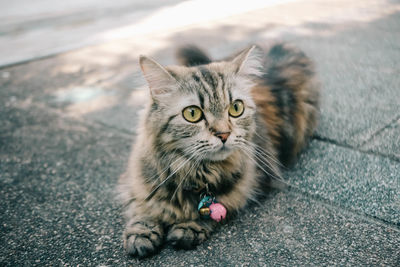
[140,47,261,161]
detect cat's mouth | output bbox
[219,144,229,151]
[205,144,233,161]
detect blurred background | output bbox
[1,0,399,266]
[1,0,296,66]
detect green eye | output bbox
[229,100,244,117]
[182,106,203,123]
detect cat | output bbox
[118,43,320,257]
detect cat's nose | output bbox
[215,132,231,143]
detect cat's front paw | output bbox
[167,221,211,249]
[123,220,163,258]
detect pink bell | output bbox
[209,203,227,222]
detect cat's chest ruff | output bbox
[182,182,205,193]
[180,162,243,197]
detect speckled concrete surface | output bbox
[1,0,400,266]
[362,118,400,160]
[285,140,400,225]
[307,10,400,148]
[1,109,399,265]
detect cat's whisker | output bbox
[144,151,199,201]
[252,131,287,165]
[246,147,282,177]
[238,143,284,182]
[148,149,183,181]
[238,138,283,167]
[240,147,288,185]
[156,145,201,178]
[253,131,270,144]
[170,143,213,202]
[252,144,280,164]
[147,146,197,188]
[170,153,204,202]
[243,146,301,190]
[173,156,202,199]
[146,144,209,202]
[252,152,283,181]
[148,148,180,184]
[236,140,284,175]
[240,146,274,175]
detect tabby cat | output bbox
[118,43,319,257]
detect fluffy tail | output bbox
[259,43,320,165]
[176,45,212,66]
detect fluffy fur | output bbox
[118,43,319,257]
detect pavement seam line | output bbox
[359,114,400,148]
[285,186,400,231]
[312,135,400,163]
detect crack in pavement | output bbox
[312,134,400,163]
[359,114,400,148]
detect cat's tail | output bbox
[259,43,320,165]
[176,45,212,66]
[262,43,316,91]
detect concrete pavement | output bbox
[1,0,399,265]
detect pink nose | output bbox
[215,132,230,143]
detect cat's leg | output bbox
[123,216,164,257]
[166,220,214,249]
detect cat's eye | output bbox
[182,106,203,123]
[228,100,244,118]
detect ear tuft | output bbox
[139,56,176,98]
[232,45,263,77]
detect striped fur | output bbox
[119,43,319,257]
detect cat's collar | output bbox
[183,182,228,222]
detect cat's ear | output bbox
[231,45,263,77]
[139,55,176,98]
